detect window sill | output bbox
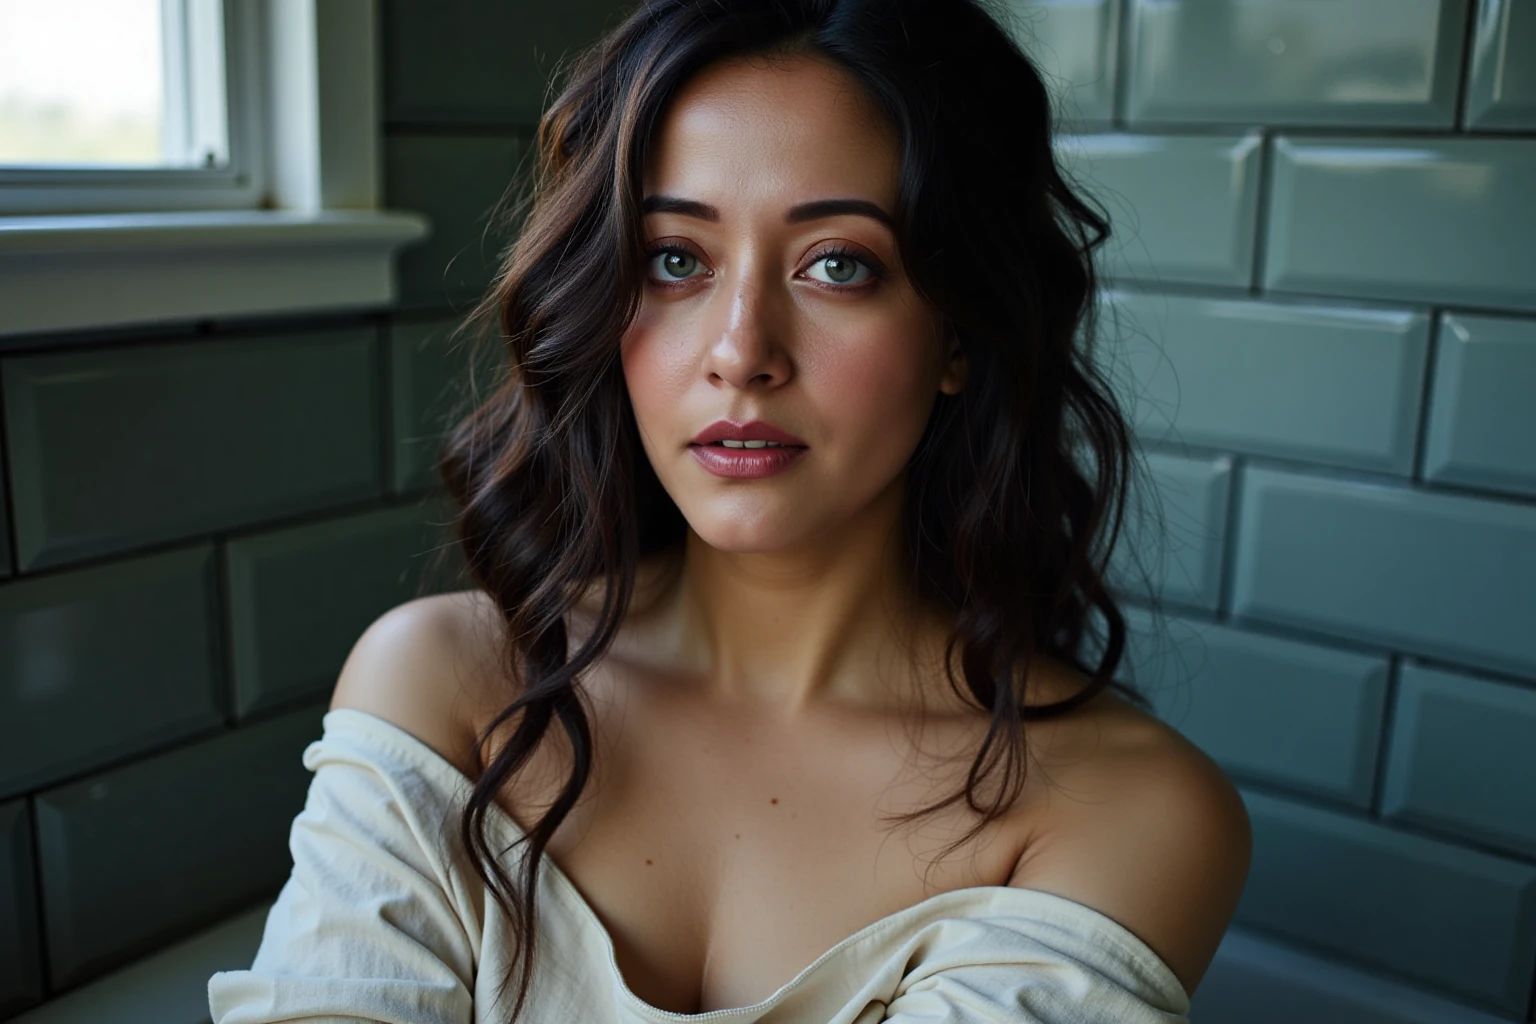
[0,209,430,339]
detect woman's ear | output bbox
[938,328,967,396]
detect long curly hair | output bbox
[436,0,1162,1017]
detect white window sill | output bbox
[0,209,430,339]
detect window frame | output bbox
[0,0,429,341]
[0,0,267,216]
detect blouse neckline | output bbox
[318,707,1188,1021]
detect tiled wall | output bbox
[7,1,1531,1021]
[0,2,625,1016]
[1010,1,1536,1021]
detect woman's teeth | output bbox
[716,439,783,448]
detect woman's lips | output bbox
[687,443,809,479]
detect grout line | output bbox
[1367,654,1403,816]
[1101,120,1536,142]
[1215,455,1245,623]
[1452,0,1479,131]
[376,319,397,497]
[1110,0,1133,130]
[0,697,334,809]
[1410,310,1443,483]
[1248,131,1276,295]
[1237,772,1536,867]
[0,491,434,588]
[0,364,20,576]
[26,795,54,997]
[214,539,241,727]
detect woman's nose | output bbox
[701,263,792,390]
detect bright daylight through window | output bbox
[0,0,229,170]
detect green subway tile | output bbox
[1232,467,1536,681]
[1264,136,1536,314]
[1105,292,1429,476]
[1129,611,1389,807]
[1056,132,1263,288]
[390,316,494,494]
[1196,927,1525,1024]
[0,546,223,799]
[4,330,381,572]
[1466,0,1536,130]
[1125,0,1467,128]
[1382,663,1536,860]
[0,800,42,1017]
[227,504,461,718]
[1236,789,1536,1015]
[1423,312,1536,499]
[382,0,620,125]
[1113,452,1231,612]
[1000,0,1119,124]
[384,135,522,309]
[36,706,322,990]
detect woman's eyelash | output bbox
[641,244,889,284]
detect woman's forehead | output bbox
[643,54,898,209]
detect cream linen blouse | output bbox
[207,709,1191,1023]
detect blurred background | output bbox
[0,1,1530,1022]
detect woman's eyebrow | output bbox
[641,194,894,230]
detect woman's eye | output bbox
[806,253,873,286]
[649,248,701,281]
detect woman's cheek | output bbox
[813,328,936,458]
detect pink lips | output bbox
[687,418,809,478]
[688,443,809,478]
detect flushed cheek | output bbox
[621,325,694,445]
[805,332,937,467]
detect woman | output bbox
[210,1,1250,1021]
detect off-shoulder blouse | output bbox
[208,708,1191,1023]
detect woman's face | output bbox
[621,53,965,553]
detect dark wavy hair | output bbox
[436,0,1161,1017]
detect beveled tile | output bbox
[0,799,42,1017]
[1113,451,1231,612]
[1382,662,1536,859]
[1236,789,1536,1015]
[0,546,223,799]
[1125,0,1467,127]
[1423,312,1536,498]
[227,504,461,718]
[1106,291,1429,475]
[1195,926,1524,1024]
[1231,466,1536,679]
[1465,0,1536,130]
[35,706,322,989]
[389,316,495,494]
[382,0,621,126]
[1000,0,1119,125]
[384,135,523,309]
[1264,136,1536,313]
[1056,132,1263,288]
[4,330,381,571]
[1129,611,1389,807]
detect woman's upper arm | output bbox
[209,593,507,1024]
[1005,727,1252,999]
[329,591,502,779]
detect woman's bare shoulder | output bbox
[329,589,513,780]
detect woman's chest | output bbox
[491,680,1044,1015]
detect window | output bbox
[0,0,264,214]
[0,0,429,338]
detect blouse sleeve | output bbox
[875,911,1191,1024]
[207,733,481,1024]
